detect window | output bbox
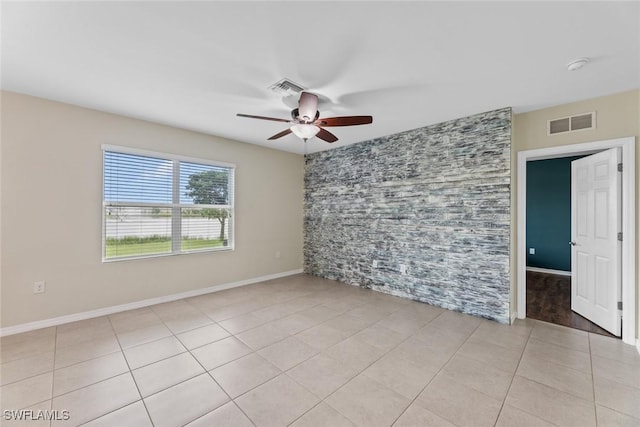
[102,145,234,261]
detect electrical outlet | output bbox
[34,281,46,294]
[372,260,378,268]
[529,248,535,255]
[400,264,407,275]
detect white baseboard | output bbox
[636,339,640,356]
[0,269,303,337]
[510,311,518,325]
[526,266,571,277]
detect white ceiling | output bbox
[2,1,639,154]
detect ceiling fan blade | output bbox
[267,128,293,140]
[316,128,338,143]
[315,116,373,127]
[297,92,319,123]
[237,113,291,123]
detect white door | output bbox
[571,148,622,336]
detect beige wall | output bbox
[3,88,638,333]
[1,91,304,328]
[512,89,640,338]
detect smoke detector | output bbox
[567,58,589,71]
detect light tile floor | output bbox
[1,274,639,426]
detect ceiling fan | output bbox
[236,92,373,143]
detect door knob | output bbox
[569,241,577,246]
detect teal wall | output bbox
[526,156,584,271]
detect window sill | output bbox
[102,245,234,263]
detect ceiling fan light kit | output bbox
[291,123,320,141]
[237,91,373,143]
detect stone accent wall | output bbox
[304,108,511,323]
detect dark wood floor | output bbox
[526,270,616,338]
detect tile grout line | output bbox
[524,323,601,389]
[490,321,535,427]
[16,356,136,414]
[186,349,258,427]
[106,289,346,407]
[80,302,242,425]
[0,330,126,389]
[136,301,236,426]
[48,326,58,427]
[493,323,589,427]
[182,285,329,326]
[293,308,446,426]
[186,287,335,336]
[36,338,152,424]
[93,299,255,425]
[281,362,360,426]
[0,330,58,413]
[94,315,155,427]
[269,305,439,425]
[387,313,483,427]
[8,279,632,426]
[217,309,385,424]
[588,333,599,427]
[208,296,388,366]
[152,299,258,427]
[7,336,123,387]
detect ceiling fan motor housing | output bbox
[291,108,320,123]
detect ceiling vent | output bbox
[269,78,306,96]
[548,112,596,135]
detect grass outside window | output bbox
[105,236,225,258]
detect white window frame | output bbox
[101,144,235,262]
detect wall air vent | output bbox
[548,112,596,135]
[269,78,306,96]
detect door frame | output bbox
[516,137,636,345]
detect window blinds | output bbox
[102,147,234,261]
